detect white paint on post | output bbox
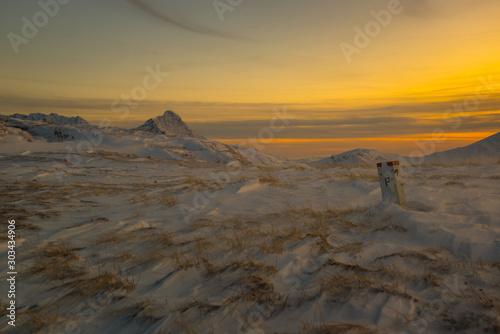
[377,161,406,207]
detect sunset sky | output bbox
[1,0,499,158]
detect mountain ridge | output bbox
[308,132,500,167]
[10,112,88,125]
[0,112,289,167]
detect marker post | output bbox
[377,161,406,207]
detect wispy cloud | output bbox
[125,0,241,40]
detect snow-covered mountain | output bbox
[10,112,88,125]
[423,132,500,165]
[0,112,288,167]
[135,110,204,139]
[310,132,500,167]
[4,111,497,168]
[309,148,403,167]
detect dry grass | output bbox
[335,171,379,182]
[16,304,60,333]
[278,202,367,219]
[130,193,178,207]
[87,151,140,162]
[66,271,137,296]
[13,209,497,334]
[301,321,374,334]
[319,272,374,296]
[235,274,281,305]
[258,171,295,187]
[372,220,407,233]
[159,194,178,206]
[26,242,86,281]
[130,194,155,206]
[5,157,496,334]
[289,164,310,171]
[114,300,165,325]
[68,216,109,229]
[443,180,466,187]
[96,232,122,244]
[230,258,277,275]
[184,175,208,189]
[183,175,228,191]
[149,230,177,247]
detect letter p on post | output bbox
[377,161,406,207]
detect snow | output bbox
[0,114,291,167]
[309,132,500,167]
[310,148,403,167]
[424,132,500,165]
[0,113,499,333]
[236,180,268,194]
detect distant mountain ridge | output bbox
[309,148,403,167]
[0,111,289,167]
[309,132,500,167]
[10,113,88,125]
[423,132,500,165]
[3,111,498,167]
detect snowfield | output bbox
[0,113,499,333]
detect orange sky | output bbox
[1,0,499,158]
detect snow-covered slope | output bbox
[0,113,287,167]
[0,122,35,143]
[0,115,92,142]
[310,133,500,167]
[1,112,499,333]
[309,148,403,167]
[423,132,500,165]
[135,110,204,139]
[1,146,499,333]
[9,112,88,125]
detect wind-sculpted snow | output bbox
[0,146,498,333]
[1,113,499,332]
